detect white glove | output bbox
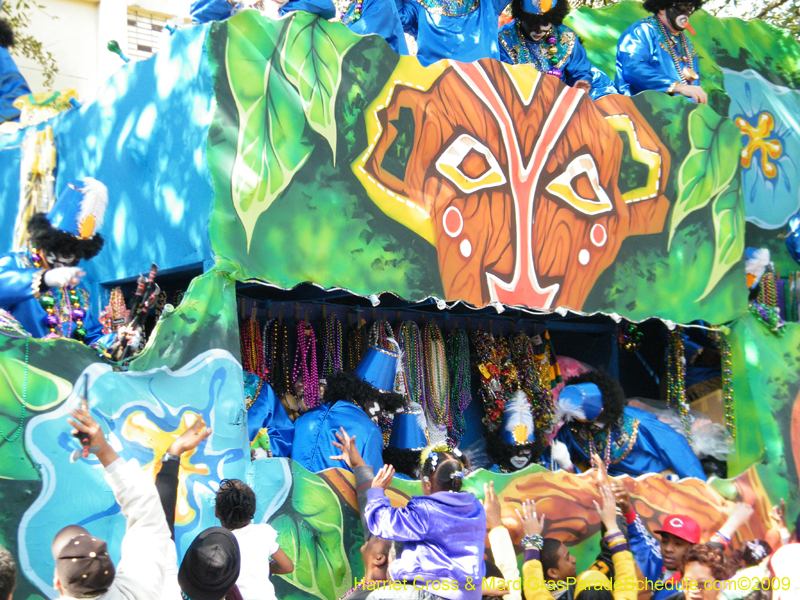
[116,326,142,349]
[550,440,573,471]
[43,267,85,288]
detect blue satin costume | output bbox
[291,400,384,473]
[395,0,510,66]
[365,487,486,600]
[0,251,106,344]
[342,0,409,55]
[615,16,700,96]
[244,371,294,457]
[557,406,707,480]
[498,22,616,100]
[0,47,31,123]
[190,0,335,22]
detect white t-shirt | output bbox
[232,523,281,600]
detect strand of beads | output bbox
[423,322,450,427]
[446,328,471,445]
[651,15,692,84]
[753,270,785,333]
[262,317,275,384]
[399,321,427,408]
[0,338,28,443]
[293,320,320,409]
[721,333,735,440]
[346,322,366,371]
[0,309,31,339]
[240,316,265,377]
[666,328,691,440]
[269,320,292,399]
[322,313,343,380]
[369,320,395,350]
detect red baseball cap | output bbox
[654,514,701,544]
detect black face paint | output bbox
[665,5,689,31]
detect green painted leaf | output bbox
[270,463,351,600]
[280,13,359,164]
[699,177,745,301]
[225,11,314,249]
[670,108,740,246]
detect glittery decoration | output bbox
[721,333,735,440]
[666,328,692,441]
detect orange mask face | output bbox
[356,59,671,311]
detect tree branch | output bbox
[755,0,791,20]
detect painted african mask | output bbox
[354,59,671,310]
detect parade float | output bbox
[1,3,800,599]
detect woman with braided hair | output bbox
[364,444,485,600]
[214,480,294,600]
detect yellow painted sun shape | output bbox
[121,411,210,526]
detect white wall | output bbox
[14,0,190,102]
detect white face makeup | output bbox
[530,24,551,41]
[509,447,533,470]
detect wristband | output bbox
[521,534,544,550]
[162,453,181,463]
[667,82,678,95]
[709,531,731,548]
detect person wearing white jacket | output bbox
[52,406,172,600]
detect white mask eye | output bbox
[546,154,613,215]
[435,134,507,194]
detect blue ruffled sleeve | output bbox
[588,66,617,100]
[365,488,430,541]
[280,0,336,19]
[345,0,409,55]
[0,48,31,124]
[615,21,676,95]
[0,255,39,308]
[394,0,419,37]
[564,36,593,87]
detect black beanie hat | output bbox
[178,527,241,600]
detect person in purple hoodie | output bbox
[364,446,486,600]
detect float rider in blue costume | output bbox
[0,178,133,349]
[291,345,406,473]
[244,370,295,458]
[341,0,409,55]
[394,0,511,66]
[555,371,707,480]
[615,0,706,104]
[498,0,617,100]
[0,18,32,124]
[190,0,335,24]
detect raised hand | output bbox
[593,486,619,534]
[591,452,610,489]
[167,416,212,456]
[372,464,395,490]
[329,427,365,469]
[482,481,502,530]
[67,406,118,466]
[516,499,545,537]
[611,480,632,515]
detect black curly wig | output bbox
[383,447,422,479]
[0,19,14,49]
[511,0,570,37]
[323,371,406,415]
[564,370,627,427]
[27,213,105,261]
[642,0,703,14]
[485,429,546,472]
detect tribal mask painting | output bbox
[354,59,671,310]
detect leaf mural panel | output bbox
[671,108,740,246]
[225,11,314,249]
[270,463,352,600]
[700,177,745,300]
[281,12,360,162]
